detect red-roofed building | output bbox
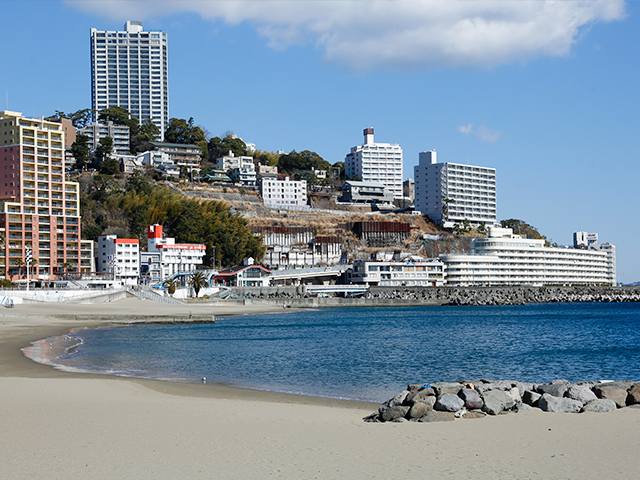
[213,261,270,287]
[97,235,140,285]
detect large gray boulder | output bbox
[435,393,465,412]
[432,382,463,396]
[418,411,455,422]
[378,390,409,414]
[522,390,542,407]
[538,393,582,413]
[565,384,598,405]
[482,390,514,415]
[626,383,640,406]
[458,388,484,409]
[593,384,627,408]
[582,399,617,413]
[506,387,522,406]
[408,402,432,419]
[537,380,570,398]
[381,405,410,422]
[406,387,436,405]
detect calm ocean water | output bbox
[35,303,640,402]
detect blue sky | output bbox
[1,0,638,282]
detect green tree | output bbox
[138,119,160,142]
[164,278,177,296]
[188,271,208,298]
[500,219,547,241]
[71,134,91,171]
[208,134,248,161]
[98,106,139,134]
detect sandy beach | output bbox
[1,297,639,479]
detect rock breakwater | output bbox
[365,285,640,306]
[364,379,640,423]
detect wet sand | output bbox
[1,297,639,479]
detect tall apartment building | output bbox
[414,150,496,228]
[345,128,403,199]
[0,111,87,279]
[78,120,130,156]
[90,21,168,138]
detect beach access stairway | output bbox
[125,287,185,305]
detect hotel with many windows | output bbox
[441,226,616,286]
[90,21,168,138]
[0,111,91,279]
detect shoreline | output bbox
[2,297,640,479]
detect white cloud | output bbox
[457,124,504,143]
[67,0,627,71]
[458,123,474,135]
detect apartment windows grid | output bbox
[414,150,496,227]
[91,21,168,139]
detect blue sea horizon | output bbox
[27,302,640,403]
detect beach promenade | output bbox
[1,297,639,479]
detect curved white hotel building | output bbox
[441,227,616,286]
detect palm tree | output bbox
[60,262,73,278]
[188,271,208,298]
[163,278,177,296]
[14,259,24,278]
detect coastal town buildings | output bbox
[260,176,308,209]
[213,260,271,287]
[350,258,446,286]
[97,235,140,285]
[90,21,168,138]
[345,128,403,199]
[78,121,130,156]
[0,111,85,280]
[414,150,497,228]
[440,226,616,286]
[141,224,206,283]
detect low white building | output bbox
[96,235,140,285]
[441,226,616,286]
[141,224,206,283]
[350,258,446,286]
[260,176,308,209]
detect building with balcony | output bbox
[414,150,497,228]
[338,181,394,206]
[260,176,308,209]
[97,235,140,285]
[350,258,446,286]
[345,128,403,199]
[78,120,130,156]
[90,21,168,138]
[0,111,82,280]
[150,142,201,171]
[440,226,616,286]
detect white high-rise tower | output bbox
[90,21,168,138]
[345,128,403,199]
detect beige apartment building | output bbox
[0,111,92,280]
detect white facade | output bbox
[350,259,446,286]
[414,151,497,227]
[144,224,206,282]
[345,128,403,199]
[441,227,615,286]
[260,177,308,208]
[78,121,130,156]
[96,235,140,285]
[90,21,168,138]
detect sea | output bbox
[24,302,640,403]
